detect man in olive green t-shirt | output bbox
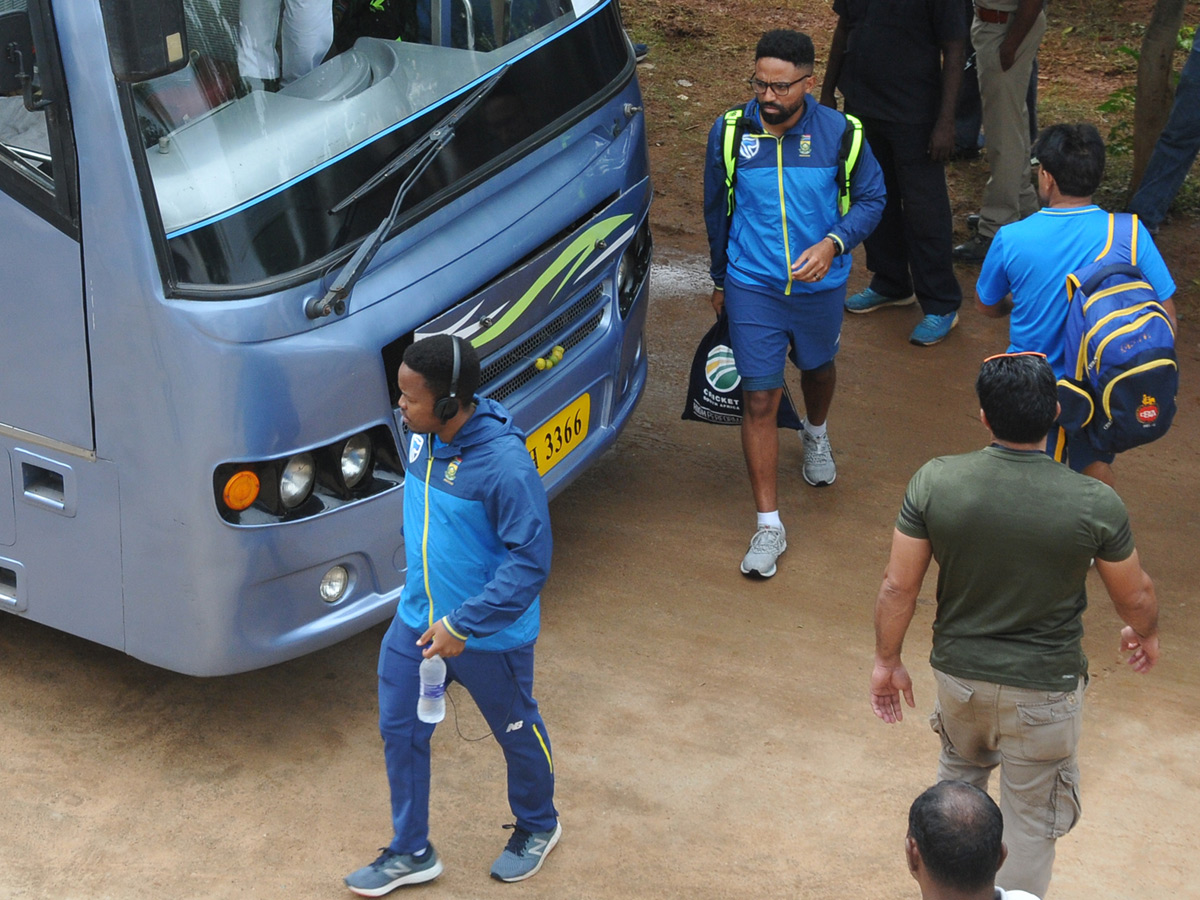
[870,353,1160,899]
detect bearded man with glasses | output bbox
[703,29,885,579]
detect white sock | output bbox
[804,419,827,438]
[757,510,782,530]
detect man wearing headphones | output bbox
[345,335,559,895]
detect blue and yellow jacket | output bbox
[396,397,551,652]
[704,97,886,295]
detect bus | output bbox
[0,0,651,675]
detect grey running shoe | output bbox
[740,525,787,578]
[490,822,562,882]
[801,427,836,486]
[344,845,443,896]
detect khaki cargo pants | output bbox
[931,669,1084,898]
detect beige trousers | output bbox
[973,10,1047,237]
[931,668,1084,899]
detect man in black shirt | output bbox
[821,0,965,346]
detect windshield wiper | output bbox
[307,66,509,320]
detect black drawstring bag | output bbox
[681,314,803,429]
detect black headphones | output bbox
[434,336,462,423]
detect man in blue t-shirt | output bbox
[975,123,1177,485]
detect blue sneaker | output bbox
[344,845,443,896]
[845,287,915,314]
[633,42,649,62]
[490,822,562,882]
[909,312,959,346]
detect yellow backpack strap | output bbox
[1065,272,1085,379]
[722,107,744,217]
[838,114,864,215]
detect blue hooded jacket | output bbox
[396,396,551,652]
[704,96,885,295]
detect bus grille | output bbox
[482,284,605,402]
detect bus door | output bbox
[0,2,91,452]
[0,1,125,652]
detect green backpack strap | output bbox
[837,113,864,215]
[724,108,863,216]
[721,106,746,217]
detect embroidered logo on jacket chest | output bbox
[443,456,463,485]
[799,134,812,157]
[739,134,760,160]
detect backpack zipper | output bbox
[1077,300,1174,378]
[1100,358,1178,421]
[1089,310,1175,374]
[1081,280,1152,314]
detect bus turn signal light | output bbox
[223,470,260,511]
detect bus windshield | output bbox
[125,0,626,289]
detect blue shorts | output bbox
[724,277,845,391]
[1047,425,1116,472]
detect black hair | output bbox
[1032,123,1105,198]
[975,353,1058,443]
[755,30,815,69]
[402,334,481,406]
[908,781,1004,893]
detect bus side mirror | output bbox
[99,0,189,83]
[0,10,33,96]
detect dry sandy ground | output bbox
[1,243,1197,899]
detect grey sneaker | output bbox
[801,426,836,486]
[345,845,443,896]
[490,822,562,882]
[740,525,787,578]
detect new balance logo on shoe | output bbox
[505,720,524,732]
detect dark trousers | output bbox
[378,622,558,854]
[858,116,962,315]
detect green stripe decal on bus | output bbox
[471,214,631,347]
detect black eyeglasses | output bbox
[748,74,811,97]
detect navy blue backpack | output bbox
[1056,213,1178,453]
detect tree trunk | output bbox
[1130,0,1187,194]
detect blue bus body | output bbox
[0,0,650,674]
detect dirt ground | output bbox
[3,3,1200,899]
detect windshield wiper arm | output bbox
[308,67,509,319]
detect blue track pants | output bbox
[377,621,557,854]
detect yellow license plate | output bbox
[526,394,591,476]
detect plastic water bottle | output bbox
[417,654,447,724]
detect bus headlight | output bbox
[340,433,373,488]
[279,453,315,508]
[319,565,350,603]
